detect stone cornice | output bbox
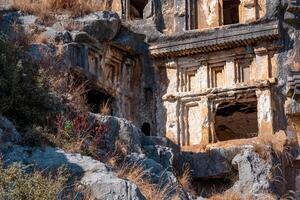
[149,20,280,58]
[162,78,277,101]
[287,71,300,97]
[287,0,300,13]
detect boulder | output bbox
[181,149,232,179]
[180,145,260,180]
[75,11,120,42]
[0,144,146,200]
[72,31,98,44]
[91,114,144,154]
[231,148,275,195]
[112,26,150,54]
[54,31,72,44]
[143,145,174,170]
[0,116,21,143]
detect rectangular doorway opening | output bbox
[215,100,258,141]
[223,0,240,25]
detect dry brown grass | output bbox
[209,191,294,200]
[289,116,300,145]
[33,33,48,44]
[209,191,246,200]
[178,164,192,192]
[255,193,277,200]
[257,131,287,154]
[117,163,179,200]
[256,131,293,166]
[106,140,129,168]
[252,143,270,160]
[100,100,111,116]
[12,0,106,17]
[65,20,83,31]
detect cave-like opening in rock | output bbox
[141,122,151,136]
[223,0,240,25]
[192,177,235,197]
[130,0,148,19]
[86,89,114,114]
[215,100,258,141]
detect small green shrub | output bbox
[51,112,107,158]
[0,161,69,200]
[0,35,56,130]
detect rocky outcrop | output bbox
[0,144,146,200]
[181,146,254,180]
[0,115,146,199]
[0,115,186,199]
[75,11,120,42]
[181,144,286,198]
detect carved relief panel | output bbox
[235,56,253,83]
[209,65,225,88]
[181,67,199,92]
[88,51,101,76]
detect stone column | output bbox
[174,0,186,32]
[165,61,178,94]
[199,61,209,90]
[239,0,257,23]
[163,61,180,144]
[254,47,269,81]
[256,88,274,136]
[225,59,236,87]
[199,97,210,144]
[164,97,180,145]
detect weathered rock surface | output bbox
[75,11,120,42]
[0,116,21,143]
[231,148,274,195]
[181,145,253,180]
[0,144,146,200]
[92,114,144,154]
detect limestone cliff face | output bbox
[1,0,300,199]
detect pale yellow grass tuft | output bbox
[33,33,48,44]
[100,100,111,116]
[257,131,287,154]
[209,191,247,200]
[117,163,179,200]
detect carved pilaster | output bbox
[225,58,236,87]
[199,97,211,144]
[199,61,209,90]
[256,88,274,136]
[254,47,270,80]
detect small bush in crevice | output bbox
[116,162,180,200]
[50,111,107,158]
[0,33,94,150]
[0,35,56,130]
